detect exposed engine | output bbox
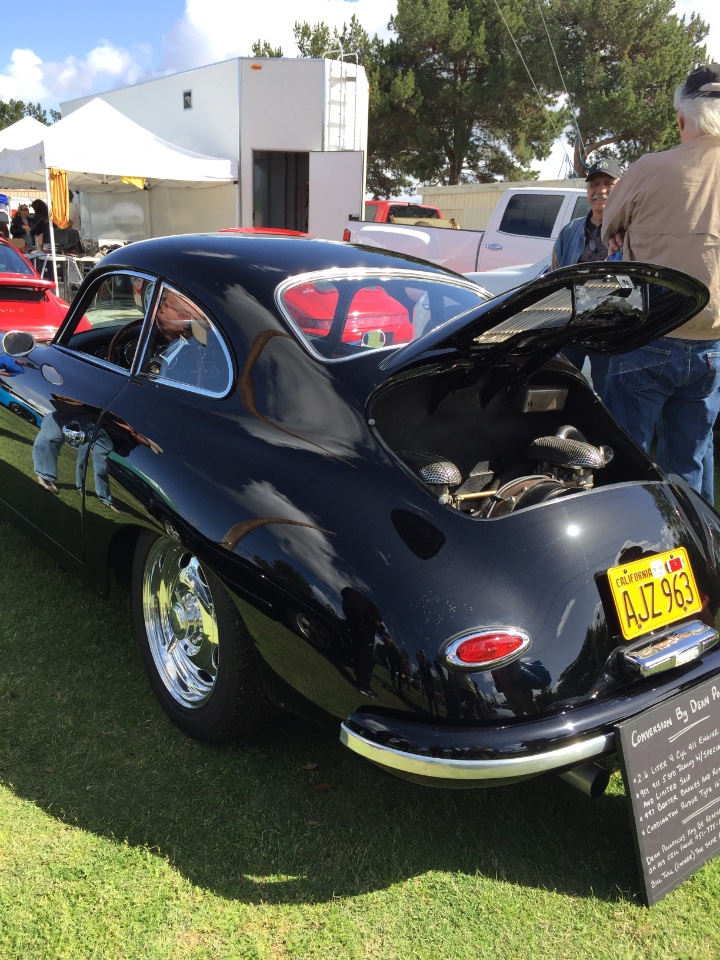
[401,425,614,517]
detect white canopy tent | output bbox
[0,116,51,214]
[0,115,49,155]
[0,99,238,292]
[0,97,237,189]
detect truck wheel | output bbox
[132,530,278,741]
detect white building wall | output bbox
[237,58,366,228]
[61,57,368,240]
[238,58,324,225]
[324,59,369,153]
[63,60,241,160]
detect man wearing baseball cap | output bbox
[602,63,720,503]
[551,155,623,399]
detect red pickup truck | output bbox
[362,200,444,223]
[343,200,453,241]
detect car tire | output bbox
[132,530,277,741]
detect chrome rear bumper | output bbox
[340,723,614,783]
[623,620,719,677]
[341,624,720,786]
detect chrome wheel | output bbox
[142,538,219,709]
[134,530,282,740]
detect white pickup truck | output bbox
[343,187,590,273]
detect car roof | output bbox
[98,237,710,382]
[100,234,458,308]
[98,234,461,318]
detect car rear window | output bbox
[388,205,441,220]
[278,271,488,360]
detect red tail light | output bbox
[444,629,530,669]
[342,229,351,242]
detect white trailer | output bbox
[61,57,368,243]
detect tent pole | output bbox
[44,167,60,297]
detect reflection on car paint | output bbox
[1,237,719,796]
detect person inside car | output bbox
[143,288,226,391]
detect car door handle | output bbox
[485,243,503,250]
[62,422,86,448]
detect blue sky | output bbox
[1,0,717,180]
[0,1,396,112]
[2,0,716,116]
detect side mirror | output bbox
[2,330,36,357]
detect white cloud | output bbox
[0,0,716,118]
[0,48,48,103]
[47,45,145,101]
[674,0,720,59]
[0,0,397,110]
[0,42,148,109]
[160,0,396,73]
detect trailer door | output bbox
[308,151,364,241]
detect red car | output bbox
[282,278,416,346]
[218,230,418,345]
[0,239,86,340]
[217,227,313,237]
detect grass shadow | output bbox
[0,517,642,908]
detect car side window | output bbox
[139,285,232,395]
[498,195,564,239]
[60,272,155,368]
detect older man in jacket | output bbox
[602,63,720,503]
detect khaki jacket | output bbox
[602,135,720,339]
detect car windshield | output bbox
[0,242,36,278]
[278,270,488,360]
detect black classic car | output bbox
[2,234,720,798]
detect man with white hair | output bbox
[602,63,720,503]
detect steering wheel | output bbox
[107,319,143,368]
[149,336,204,389]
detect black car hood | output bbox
[381,261,709,376]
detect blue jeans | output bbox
[562,347,610,401]
[605,336,720,503]
[76,428,113,504]
[32,414,64,482]
[33,415,113,504]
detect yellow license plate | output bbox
[607,547,702,641]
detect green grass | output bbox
[2,516,720,960]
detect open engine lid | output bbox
[380,261,709,375]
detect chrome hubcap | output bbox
[142,539,219,709]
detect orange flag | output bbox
[49,168,70,229]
